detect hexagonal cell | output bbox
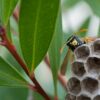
[65,94,76,100]
[72,61,86,77]
[82,77,98,94]
[77,94,91,100]
[93,95,100,100]
[74,45,90,60]
[86,57,100,74]
[93,39,100,54]
[98,75,100,81]
[67,77,81,95]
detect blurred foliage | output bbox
[62,0,80,10]
[85,0,100,16]
[63,0,100,17]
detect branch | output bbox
[54,96,58,100]
[44,56,67,91]
[58,72,67,89]
[60,49,71,75]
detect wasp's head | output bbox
[66,35,85,51]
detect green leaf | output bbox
[48,12,63,95]
[33,91,44,100]
[0,57,27,87]
[85,0,100,17]
[0,0,18,25]
[0,88,28,100]
[19,0,60,71]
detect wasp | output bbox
[66,29,96,51]
[60,29,97,53]
[66,35,96,51]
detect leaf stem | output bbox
[60,49,71,75]
[44,56,67,91]
[6,37,30,76]
[54,96,58,100]
[58,72,67,89]
[0,26,50,100]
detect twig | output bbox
[44,56,67,91]
[0,26,50,100]
[58,72,67,89]
[54,96,58,100]
[60,49,71,75]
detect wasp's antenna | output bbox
[74,29,88,35]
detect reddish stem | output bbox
[6,38,30,76]
[54,96,58,100]
[60,49,71,75]
[30,74,51,100]
[44,56,67,91]
[58,72,67,89]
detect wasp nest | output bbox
[66,39,100,100]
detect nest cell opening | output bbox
[66,94,76,100]
[67,77,81,95]
[74,45,90,60]
[93,40,100,54]
[82,77,98,94]
[86,57,100,73]
[72,61,86,77]
[93,95,100,100]
[77,94,91,100]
